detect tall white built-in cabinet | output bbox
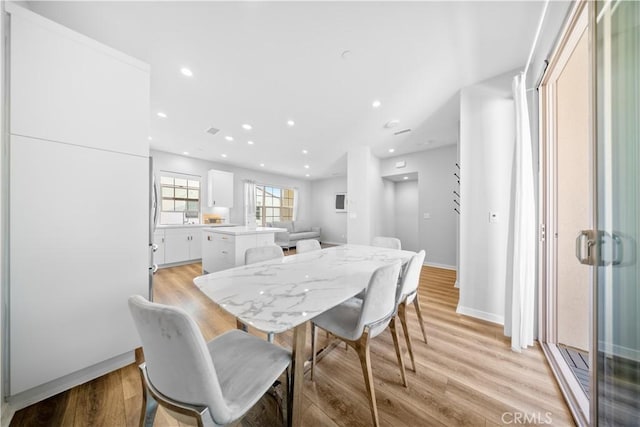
[5,4,150,408]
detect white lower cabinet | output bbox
[202,230,275,273]
[157,228,202,266]
[153,231,165,265]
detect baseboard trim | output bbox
[7,351,135,411]
[157,258,201,269]
[424,261,456,271]
[456,305,504,325]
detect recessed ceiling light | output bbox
[287,120,295,127]
[247,140,255,145]
[183,151,189,156]
[302,149,308,154]
[260,163,265,167]
[148,136,152,141]
[403,176,409,180]
[221,154,227,158]
[304,164,310,169]
[341,50,352,60]
[242,124,252,131]
[224,136,234,141]
[305,174,310,177]
[180,67,193,77]
[385,119,400,129]
[372,100,381,108]
[157,112,167,118]
[388,148,395,153]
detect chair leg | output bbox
[398,303,416,372]
[267,332,275,343]
[413,295,428,344]
[236,318,248,332]
[138,367,158,427]
[355,334,380,427]
[389,316,408,387]
[283,366,290,427]
[311,323,317,381]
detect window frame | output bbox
[159,172,201,223]
[255,184,295,226]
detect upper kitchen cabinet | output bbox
[9,6,150,157]
[207,169,234,208]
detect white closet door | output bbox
[9,136,148,395]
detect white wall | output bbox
[151,150,312,225]
[347,146,382,245]
[394,181,419,252]
[380,145,457,267]
[457,73,515,325]
[309,176,347,244]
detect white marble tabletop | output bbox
[193,244,416,333]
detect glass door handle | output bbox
[575,230,597,265]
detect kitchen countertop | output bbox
[202,226,286,236]
[157,223,238,229]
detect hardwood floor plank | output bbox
[302,402,341,427]
[9,390,71,426]
[73,370,127,427]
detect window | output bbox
[159,173,200,224]
[255,185,294,226]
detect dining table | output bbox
[193,243,417,426]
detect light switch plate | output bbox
[423,213,431,219]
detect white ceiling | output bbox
[26,1,543,179]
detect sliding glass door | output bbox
[593,0,640,424]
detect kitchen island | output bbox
[202,226,285,273]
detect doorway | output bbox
[381,172,419,252]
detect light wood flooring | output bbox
[10,260,575,426]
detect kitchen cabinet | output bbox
[161,228,202,265]
[202,227,283,273]
[207,169,234,207]
[10,5,149,157]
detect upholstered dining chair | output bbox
[371,236,402,250]
[128,295,291,427]
[295,239,321,254]
[396,250,427,372]
[310,261,405,427]
[244,244,284,265]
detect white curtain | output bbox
[507,72,536,352]
[292,188,299,221]
[244,181,256,227]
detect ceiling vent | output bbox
[206,127,220,135]
[394,128,412,136]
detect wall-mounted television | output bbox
[335,193,347,212]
